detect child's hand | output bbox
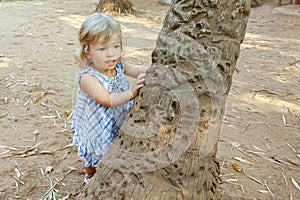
[131,73,146,99]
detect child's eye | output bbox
[114,45,120,49]
[98,47,105,51]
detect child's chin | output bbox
[107,64,116,69]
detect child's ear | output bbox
[84,44,90,58]
[87,52,91,59]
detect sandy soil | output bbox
[0,0,299,199]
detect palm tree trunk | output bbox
[76,0,251,199]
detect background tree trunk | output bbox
[96,0,132,13]
[76,0,251,199]
[251,0,264,7]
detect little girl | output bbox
[71,12,147,183]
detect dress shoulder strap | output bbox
[115,61,125,76]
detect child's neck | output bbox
[101,68,117,77]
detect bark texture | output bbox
[96,0,132,13]
[251,0,264,7]
[76,0,251,199]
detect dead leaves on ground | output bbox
[220,140,300,199]
[0,71,77,199]
[0,142,74,159]
[221,83,300,198]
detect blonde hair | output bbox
[77,12,122,67]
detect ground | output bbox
[0,0,299,199]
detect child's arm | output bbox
[80,73,145,108]
[124,60,148,78]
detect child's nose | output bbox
[106,48,114,56]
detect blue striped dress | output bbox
[71,62,134,167]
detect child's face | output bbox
[88,33,122,73]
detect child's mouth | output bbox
[107,60,116,66]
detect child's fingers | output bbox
[136,77,145,85]
[136,84,144,90]
[137,73,146,79]
[135,80,144,90]
[134,73,146,92]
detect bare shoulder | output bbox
[80,73,99,89]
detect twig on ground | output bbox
[13,176,24,185]
[231,163,263,186]
[291,177,300,191]
[264,180,276,200]
[1,142,73,159]
[240,122,250,133]
[240,184,245,194]
[251,145,265,152]
[51,99,60,106]
[229,141,241,151]
[252,89,281,97]
[55,110,62,121]
[233,157,259,167]
[240,121,271,133]
[0,141,44,159]
[34,91,56,104]
[40,168,45,179]
[282,157,300,167]
[66,166,78,174]
[284,105,296,119]
[287,143,300,158]
[40,175,64,200]
[0,113,8,119]
[0,145,17,151]
[0,150,10,155]
[229,141,258,162]
[223,178,239,184]
[272,156,299,167]
[243,107,270,118]
[53,143,74,153]
[257,189,269,194]
[40,115,56,119]
[245,150,266,156]
[282,114,287,126]
[14,161,23,178]
[264,141,271,149]
[237,147,258,162]
[53,129,69,135]
[15,180,19,190]
[281,172,288,190]
[244,172,264,186]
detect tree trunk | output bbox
[251,0,264,7]
[96,0,132,13]
[76,0,251,199]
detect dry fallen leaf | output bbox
[232,163,243,173]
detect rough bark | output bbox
[96,0,132,13]
[76,0,251,199]
[251,0,264,7]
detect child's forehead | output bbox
[93,33,121,45]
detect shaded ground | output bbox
[0,0,299,199]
